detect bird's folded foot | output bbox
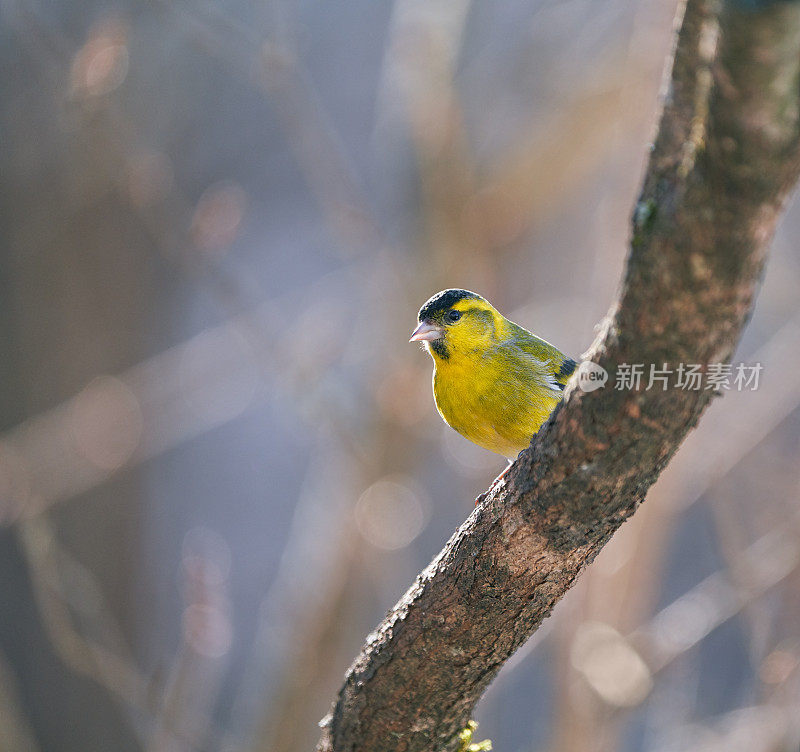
[495,459,513,482]
[475,462,514,506]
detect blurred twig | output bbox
[18,517,152,741]
[18,516,229,752]
[147,535,233,752]
[634,516,800,675]
[155,0,385,258]
[648,701,800,752]
[0,649,41,752]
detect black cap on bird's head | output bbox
[416,289,481,323]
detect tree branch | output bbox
[315,1,800,750]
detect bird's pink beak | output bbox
[409,321,443,342]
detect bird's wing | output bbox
[505,326,577,392]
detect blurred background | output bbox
[2,0,800,750]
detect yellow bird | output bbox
[410,289,576,460]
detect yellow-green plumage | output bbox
[411,289,575,459]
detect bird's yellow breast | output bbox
[431,343,563,459]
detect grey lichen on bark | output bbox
[315,1,800,751]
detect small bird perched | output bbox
[410,289,576,460]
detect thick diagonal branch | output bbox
[316,2,800,751]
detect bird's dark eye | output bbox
[446,309,462,323]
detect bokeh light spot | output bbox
[355,477,429,550]
[191,181,248,256]
[181,528,233,658]
[71,19,130,97]
[760,647,797,685]
[571,621,653,707]
[182,603,233,659]
[70,376,143,471]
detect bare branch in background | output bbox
[146,530,233,752]
[0,650,41,752]
[19,517,151,711]
[19,516,232,752]
[635,514,800,674]
[316,2,800,750]
[155,0,385,258]
[650,701,800,752]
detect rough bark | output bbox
[316,1,800,751]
